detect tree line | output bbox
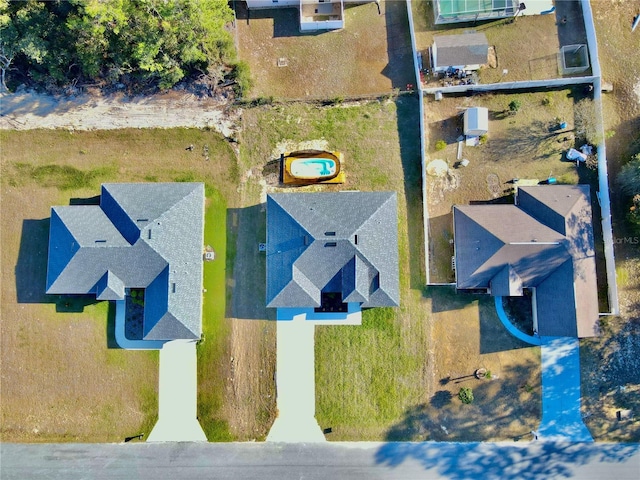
[618,153,640,232]
[0,0,251,94]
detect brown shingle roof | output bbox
[453,185,599,338]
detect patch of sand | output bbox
[0,90,240,138]
[271,139,330,159]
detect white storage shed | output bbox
[463,107,489,136]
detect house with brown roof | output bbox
[453,185,599,338]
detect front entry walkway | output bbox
[147,340,207,442]
[267,316,326,442]
[538,336,593,442]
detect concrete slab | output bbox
[267,317,326,442]
[147,340,207,442]
[276,303,362,325]
[521,0,555,16]
[537,337,593,442]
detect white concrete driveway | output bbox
[267,315,326,442]
[147,340,207,442]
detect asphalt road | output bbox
[2,441,639,480]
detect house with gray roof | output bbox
[46,183,205,341]
[453,185,599,338]
[431,33,489,73]
[266,192,399,318]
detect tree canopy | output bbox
[618,154,640,231]
[618,154,640,197]
[0,0,238,92]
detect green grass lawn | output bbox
[197,188,234,441]
[315,308,426,439]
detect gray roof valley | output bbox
[266,192,399,309]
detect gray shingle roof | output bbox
[96,271,125,301]
[266,192,399,309]
[433,33,489,69]
[46,183,204,341]
[453,185,598,338]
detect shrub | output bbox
[479,134,488,145]
[251,96,274,107]
[230,60,253,98]
[458,387,474,404]
[508,99,521,113]
[435,140,447,151]
[522,383,534,393]
[628,194,640,231]
[618,155,640,196]
[574,98,603,146]
[130,288,144,306]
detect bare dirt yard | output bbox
[385,287,541,442]
[235,1,415,99]
[580,0,640,442]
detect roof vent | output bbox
[325,231,336,236]
[95,239,106,243]
[137,218,149,222]
[325,242,337,247]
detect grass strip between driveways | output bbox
[197,189,233,441]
